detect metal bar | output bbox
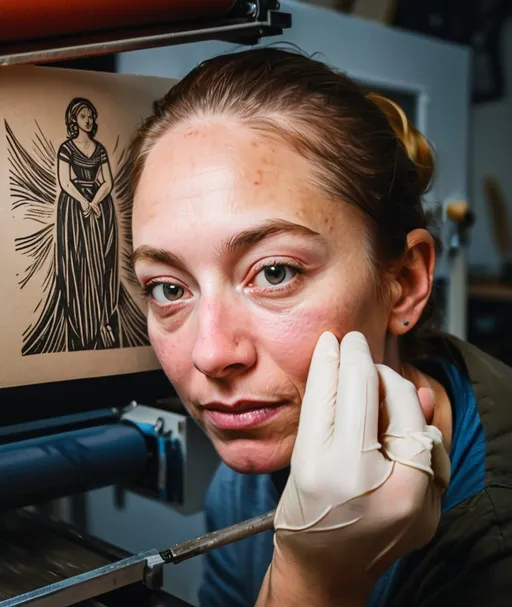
[0,0,237,43]
[0,12,291,67]
[447,247,468,340]
[161,509,276,564]
[0,511,275,605]
[0,550,163,607]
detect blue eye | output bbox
[254,264,298,287]
[151,283,184,303]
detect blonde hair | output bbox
[366,93,434,193]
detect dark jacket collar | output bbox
[426,333,512,487]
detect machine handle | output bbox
[160,509,276,564]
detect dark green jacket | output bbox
[391,336,512,606]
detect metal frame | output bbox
[0,2,291,67]
[1,550,166,607]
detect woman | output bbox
[130,49,512,606]
[55,97,119,350]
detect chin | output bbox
[212,435,294,475]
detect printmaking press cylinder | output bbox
[0,0,238,42]
[0,423,149,510]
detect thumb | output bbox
[417,386,435,424]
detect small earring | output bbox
[403,320,410,327]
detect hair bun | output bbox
[366,93,434,194]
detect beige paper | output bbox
[0,66,176,388]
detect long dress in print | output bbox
[11,131,150,355]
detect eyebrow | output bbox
[219,219,325,256]
[131,246,187,271]
[131,219,325,269]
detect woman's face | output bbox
[132,119,393,474]
[77,107,93,133]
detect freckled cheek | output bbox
[255,303,358,392]
[148,319,193,386]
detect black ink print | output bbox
[6,97,150,354]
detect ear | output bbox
[387,228,436,336]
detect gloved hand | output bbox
[273,331,450,592]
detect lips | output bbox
[202,400,286,430]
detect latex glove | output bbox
[274,331,450,589]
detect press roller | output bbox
[0,404,276,606]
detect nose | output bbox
[191,297,256,380]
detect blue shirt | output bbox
[198,361,486,607]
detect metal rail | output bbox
[2,510,276,606]
[1,550,165,607]
[0,10,291,66]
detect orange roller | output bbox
[0,0,237,43]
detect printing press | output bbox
[0,2,290,604]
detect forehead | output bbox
[133,119,337,243]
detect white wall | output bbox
[469,17,512,274]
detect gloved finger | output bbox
[295,331,340,452]
[376,364,426,433]
[377,364,443,477]
[335,332,380,453]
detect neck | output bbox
[75,131,90,143]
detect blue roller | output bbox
[0,422,148,509]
